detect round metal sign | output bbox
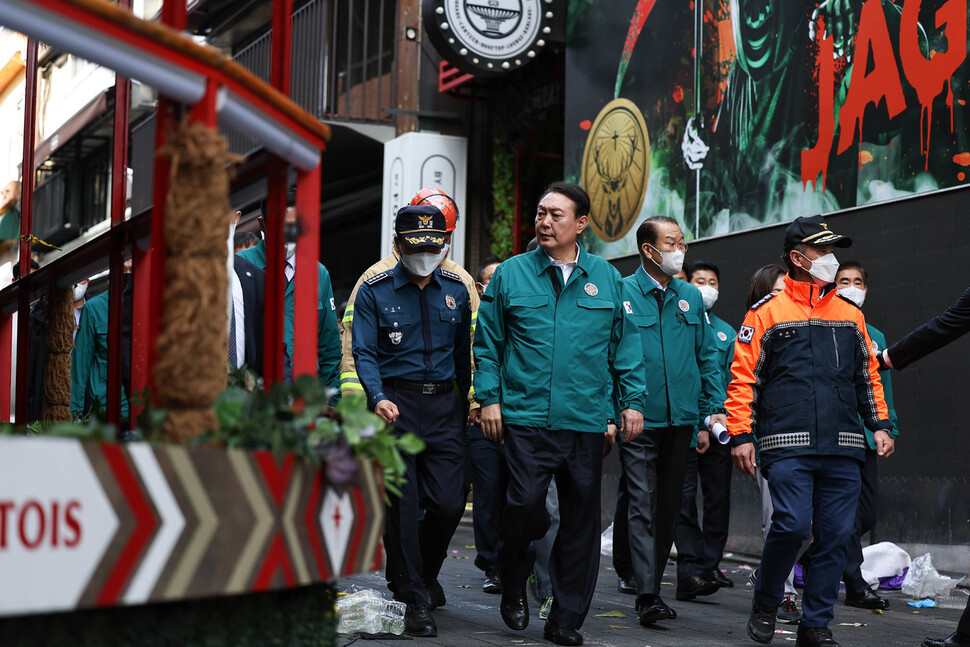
[581,98,650,243]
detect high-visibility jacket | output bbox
[339,250,480,408]
[725,274,891,466]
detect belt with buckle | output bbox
[386,379,454,395]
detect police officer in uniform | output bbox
[352,205,472,638]
[475,182,646,646]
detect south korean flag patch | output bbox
[623,301,634,314]
[738,325,755,345]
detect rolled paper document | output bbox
[711,422,730,445]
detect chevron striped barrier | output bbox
[0,436,384,616]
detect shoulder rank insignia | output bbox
[365,271,392,286]
[439,269,463,283]
[749,293,776,311]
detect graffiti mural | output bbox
[565,0,969,257]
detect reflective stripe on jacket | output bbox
[725,274,891,466]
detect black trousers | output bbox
[618,425,693,597]
[464,423,508,575]
[842,449,879,594]
[501,425,603,630]
[612,473,634,580]
[697,438,733,570]
[383,386,465,607]
[959,603,970,637]
[675,448,704,580]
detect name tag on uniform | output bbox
[775,328,798,340]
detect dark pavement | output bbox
[338,520,966,647]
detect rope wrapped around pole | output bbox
[41,286,75,422]
[155,121,241,442]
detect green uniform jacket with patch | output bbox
[236,240,341,390]
[866,323,900,449]
[473,246,646,433]
[70,293,128,418]
[620,269,723,429]
[692,310,736,447]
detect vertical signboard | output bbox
[381,132,468,268]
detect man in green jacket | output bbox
[236,191,341,390]
[474,182,645,647]
[70,290,128,420]
[613,217,726,628]
[835,261,900,611]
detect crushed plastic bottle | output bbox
[936,590,970,610]
[336,588,407,635]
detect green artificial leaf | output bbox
[396,432,426,455]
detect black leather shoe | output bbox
[747,600,777,644]
[708,568,734,588]
[425,580,446,609]
[795,625,840,646]
[923,632,970,647]
[501,586,529,630]
[636,595,676,625]
[404,605,437,637]
[843,586,889,610]
[483,572,503,595]
[617,576,638,595]
[676,574,720,600]
[543,620,584,646]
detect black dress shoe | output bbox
[795,625,840,646]
[747,600,777,644]
[501,586,529,630]
[543,620,584,646]
[425,579,446,609]
[708,568,734,588]
[843,586,889,610]
[676,574,720,600]
[923,632,970,647]
[636,595,676,625]
[483,572,503,594]
[404,605,437,637]
[617,575,638,595]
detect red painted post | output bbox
[262,161,287,386]
[189,78,218,127]
[271,0,294,97]
[141,0,187,414]
[13,39,39,424]
[292,164,320,378]
[106,6,132,426]
[0,315,12,421]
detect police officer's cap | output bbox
[784,215,852,252]
[396,205,447,250]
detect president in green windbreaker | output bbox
[474,182,646,645]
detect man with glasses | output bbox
[612,216,726,628]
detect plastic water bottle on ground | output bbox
[336,589,406,635]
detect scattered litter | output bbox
[902,554,966,599]
[774,629,795,634]
[607,625,631,629]
[661,581,674,587]
[451,550,459,554]
[907,599,937,608]
[861,542,911,590]
[594,610,626,618]
[872,609,883,614]
[838,623,868,627]
[464,544,476,549]
[336,588,406,635]
[457,585,470,588]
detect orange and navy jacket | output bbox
[725,275,891,466]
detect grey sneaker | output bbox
[777,596,801,624]
[539,597,554,620]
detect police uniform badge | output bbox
[717,331,728,342]
[623,301,634,314]
[417,213,434,229]
[584,283,598,296]
[738,325,755,344]
[445,295,457,310]
[389,331,403,345]
[678,299,690,312]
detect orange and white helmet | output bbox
[409,188,458,232]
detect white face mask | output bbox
[284,241,296,260]
[837,286,866,308]
[400,248,447,277]
[697,284,718,310]
[441,242,451,257]
[73,283,87,301]
[647,245,685,276]
[797,251,839,286]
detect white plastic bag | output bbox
[600,521,614,557]
[860,541,911,590]
[336,588,406,635]
[901,553,966,599]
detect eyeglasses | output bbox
[655,241,688,252]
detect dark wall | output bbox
[606,186,970,558]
